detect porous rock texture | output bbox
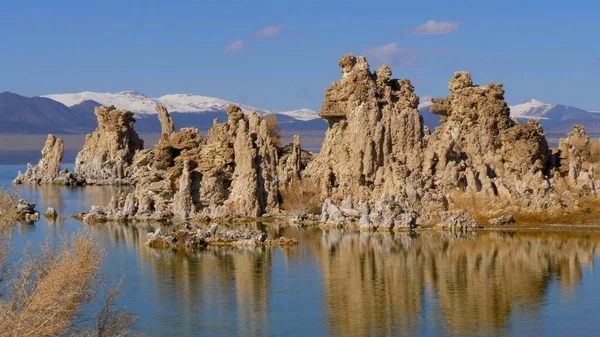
[73,105,144,185]
[16,199,40,222]
[306,54,600,229]
[555,125,598,197]
[81,105,307,222]
[13,134,82,185]
[145,223,298,249]
[65,54,600,229]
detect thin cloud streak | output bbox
[363,43,420,68]
[404,20,462,36]
[253,25,283,38]
[224,39,246,53]
[225,25,283,54]
[363,42,452,69]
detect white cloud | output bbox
[225,39,246,53]
[363,43,453,69]
[363,43,420,68]
[406,20,462,36]
[253,25,283,38]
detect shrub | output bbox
[0,229,137,336]
[265,114,283,147]
[280,178,322,215]
[0,187,20,220]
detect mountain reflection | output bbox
[89,223,600,336]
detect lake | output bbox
[2,164,600,336]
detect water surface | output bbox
[2,165,600,336]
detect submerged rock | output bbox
[145,223,298,249]
[16,199,40,222]
[44,207,58,220]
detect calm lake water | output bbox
[2,164,600,336]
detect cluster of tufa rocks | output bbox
[73,104,306,223]
[14,106,144,186]
[13,134,83,185]
[301,54,600,229]
[145,223,298,249]
[18,53,600,231]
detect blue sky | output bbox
[1,0,598,111]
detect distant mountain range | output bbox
[0,92,96,134]
[509,99,600,133]
[44,91,319,121]
[419,98,600,135]
[1,90,598,139]
[0,91,324,135]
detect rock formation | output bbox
[44,207,58,220]
[79,104,309,222]
[16,199,40,222]
[156,105,175,136]
[555,125,598,196]
[145,223,298,249]
[305,54,600,229]
[72,105,144,184]
[35,53,600,229]
[13,134,81,185]
[14,106,145,186]
[304,54,432,229]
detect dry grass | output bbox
[0,229,137,336]
[0,187,21,220]
[448,191,513,225]
[265,114,283,147]
[449,189,600,226]
[280,178,322,215]
[513,197,600,226]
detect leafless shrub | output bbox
[81,280,137,337]
[265,114,283,147]
[0,230,137,336]
[281,178,322,215]
[0,187,20,220]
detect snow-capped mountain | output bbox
[416,96,600,135]
[276,108,320,121]
[508,99,600,131]
[417,96,442,129]
[417,100,433,110]
[509,99,554,119]
[44,91,160,114]
[44,91,318,121]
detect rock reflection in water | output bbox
[315,230,598,337]
[88,222,600,336]
[91,222,279,336]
